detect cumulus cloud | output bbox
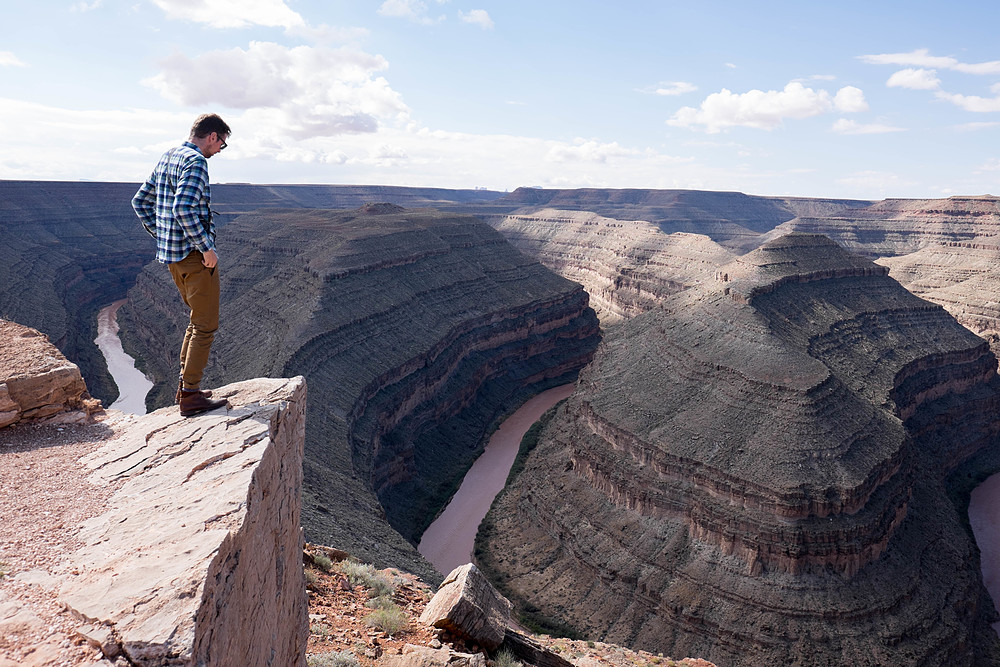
[645,81,698,96]
[886,68,941,90]
[150,0,305,29]
[860,48,1000,75]
[458,9,494,29]
[142,41,409,139]
[0,51,25,67]
[833,86,868,112]
[667,82,866,133]
[831,119,904,135]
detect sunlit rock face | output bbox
[120,205,601,581]
[479,234,1000,666]
[490,209,736,323]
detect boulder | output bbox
[419,564,511,651]
[0,319,97,427]
[58,377,308,666]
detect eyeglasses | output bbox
[219,136,228,150]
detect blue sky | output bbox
[2,0,999,199]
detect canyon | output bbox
[117,203,601,582]
[5,180,1000,664]
[478,233,1000,665]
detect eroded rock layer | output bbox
[490,209,735,322]
[479,234,1000,666]
[119,206,600,581]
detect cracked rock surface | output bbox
[58,376,308,666]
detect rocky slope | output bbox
[478,234,1000,666]
[490,209,735,323]
[118,204,600,581]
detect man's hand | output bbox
[202,248,218,268]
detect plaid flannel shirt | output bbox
[132,142,216,264]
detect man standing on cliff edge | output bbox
[132,113,231,417]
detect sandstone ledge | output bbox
[58,377,308,666]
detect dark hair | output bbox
[190,113,231,139]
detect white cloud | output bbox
[647,81,698,96]
[831,119,904,135]
[545,139,637,164]
[0,51,26,67]
[886,68,941,90]
[0,51,27,67]
[976,158,1000,173]
[150,0,305,29]
[142,42,409,139]
[935,90,1000,113]
[667,82,865,133]
[833,86,868,112]
[459,9,494,29]
[860,48,1000,75]
[378,0,444,24]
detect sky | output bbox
[2,0,999,200]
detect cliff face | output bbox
[490,209,735,323]
[119,205,600,580]
[478,234,1000,666]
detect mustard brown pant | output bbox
[167,250,219,391]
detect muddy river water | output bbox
[418,383,575,577]
[94,300,153,415]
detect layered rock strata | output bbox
[59,377,308,665]
[478,234,1000,665]
[0,319,99,427]
[769,195,1000,258]
[119,206,601,581]
[490,209,735,322]
[490,187,869,252]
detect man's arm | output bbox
[131,179,158,238]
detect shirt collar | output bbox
[183,141,203,155]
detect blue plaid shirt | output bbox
[132,141,216,264]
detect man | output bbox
[132,113,231,417]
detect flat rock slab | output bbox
[419,564,511,651]
[58,377,308,666]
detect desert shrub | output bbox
[339,560,397,598]
[307,650,360,667]
[313,553,334,572]
[364,605,408,635]
[493,648,522,667]
[365,595,397,610]
[304,569,319,587]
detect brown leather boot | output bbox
[179,389,228,417]
[176,378,212,404]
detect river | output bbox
[94,300,153,415]
[969,473,1000,636]
[418,383,575,577]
